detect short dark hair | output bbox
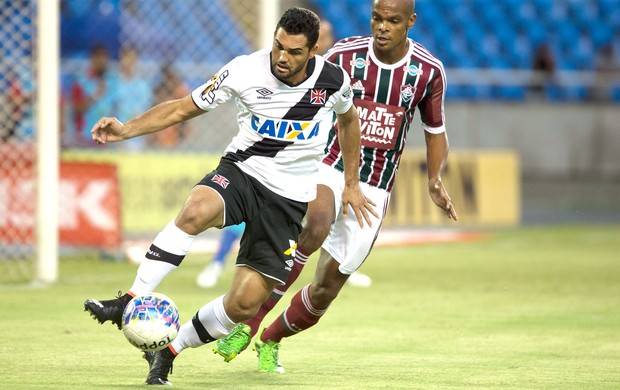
[275,7,320,49]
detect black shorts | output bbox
[197,157,307,284]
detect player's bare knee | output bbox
[175,212,205,235]
[223,296,260,322]
[176,202,219,234]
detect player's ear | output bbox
[309,44,319,58]
[408,13,417,29]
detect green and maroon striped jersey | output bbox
[322,36,447,191]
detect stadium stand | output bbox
[59,0,619,101]
[309,0,620,100]
[61,0,250,63]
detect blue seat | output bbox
[599,0,618,15]
[496,86,525,100]
[416,1,440,22]
[590,23,612,49]
[445,85,465,100]
[56,0,563,102]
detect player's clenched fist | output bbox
[91,117,124,144]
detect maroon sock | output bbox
[261,284,327,343]
[244,249,310,337]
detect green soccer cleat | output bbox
[254,337,285,374]
[213,323,252,362]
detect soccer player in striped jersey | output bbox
[214,0,458,374]
[83,7,376,385]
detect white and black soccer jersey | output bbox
[323,36,447,192]
[191,48,354,202]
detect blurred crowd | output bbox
[2,43,192,150]
[59,44,191,150]
[529,40,620,101]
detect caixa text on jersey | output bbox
[250,115,321,140]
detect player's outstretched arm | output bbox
[91,95,204,144]
[425,131,458,221]
[335,105,378,227]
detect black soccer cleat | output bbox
[83,291,129,330]
[144,351,155,367]
[144,349,175,386]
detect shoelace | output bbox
[228,327,249,346]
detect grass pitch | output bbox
[2,225,619,389]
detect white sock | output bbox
[170,295,236,353]
[129,221,195,296]
[201,295,237,338]
[169,320,203,353]
[152,220,196,256]
[129,259,177,296]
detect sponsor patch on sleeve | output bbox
[200,70,229,104]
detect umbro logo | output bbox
[256,88,273,100]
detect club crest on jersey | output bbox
[310,89,326,105]
[400,85,416,102]
[404,64,423,76]
[211,174,230,189]
[350,58,370,69]
[251,114,320,140]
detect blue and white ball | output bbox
[121,293,180,351]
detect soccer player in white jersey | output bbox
[83,7,376,385]
[214,0,458,374]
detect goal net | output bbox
[0,0,39,284]
[1,0,280,284]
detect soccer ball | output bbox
[121,292,180,351]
